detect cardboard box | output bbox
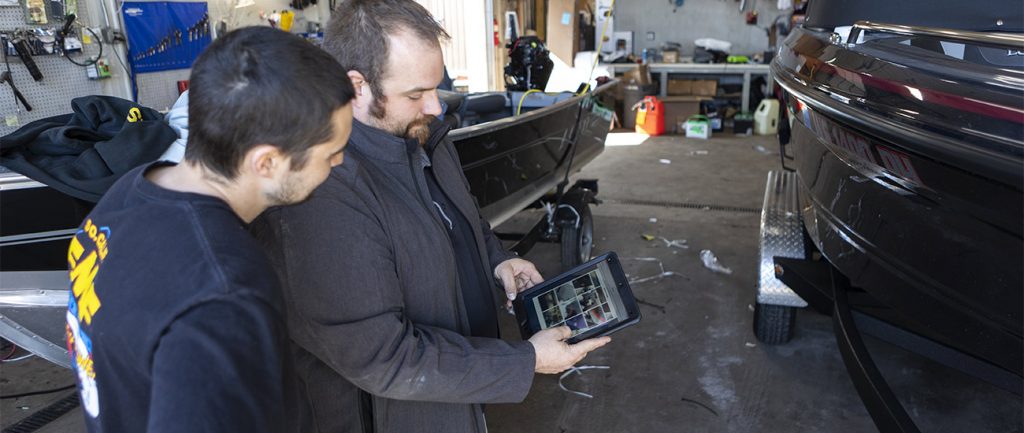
[662,50,679,63]
[667,79,691,95]
[546,0,578,65]
[622,64,653,86]
[692,79,717,96]
[667,79,718,96]
[662,96,710,134]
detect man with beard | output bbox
[251,1,610,432]
[65,27,355,433]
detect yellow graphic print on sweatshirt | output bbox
[66,218,108,418]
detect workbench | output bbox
[602,63,772,112]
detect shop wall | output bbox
[613,0,788,57]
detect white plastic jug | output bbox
[754,99,780,135]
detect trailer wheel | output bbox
[754,302,796,344]
[560,204,593,271]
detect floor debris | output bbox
[745,342,757,348]
[636,297,668,313]
[688,150,709,156]
[558,365,611,399]
[649,218,658,223]
[625,257,679,284]
[699,249,733,274]
[659,159,672,164]
[754,145,771,154]
[641,234,656,241]
[659,237,689,249]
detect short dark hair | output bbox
[323,0,449,105]
[185,27,355,179]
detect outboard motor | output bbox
[504,36,554,91]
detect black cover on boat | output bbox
[804,0,1024,32]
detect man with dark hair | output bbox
[252,1,610,432]
[65,27,355,433]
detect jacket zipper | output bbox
[405,127,469,335]
[358,389,375,433]
[427,134,501,309]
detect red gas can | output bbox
[635,96,665,136]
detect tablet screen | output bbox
[530,260,626,338]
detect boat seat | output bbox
[437,90,466,130]
[438,90,465,117]
[462,92,510,127]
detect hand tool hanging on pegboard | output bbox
[11,37,42,81]
[0,71,31,111]
[1,40,32,111]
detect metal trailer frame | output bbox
[495,178,600,270]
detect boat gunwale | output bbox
[448,81,617,142]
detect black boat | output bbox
[0,82,615,367]
[755,1,1023,431]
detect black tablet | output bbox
[513,252,641,344]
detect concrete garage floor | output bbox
[1,133,1021,432]
[486,133,1023,433]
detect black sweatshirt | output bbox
[66,163,290,433]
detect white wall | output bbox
[416,0,491,92]
[613,0,788,56]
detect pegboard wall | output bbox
[0,0,331,135]
[136,68,190,111]
[0,1,105,136]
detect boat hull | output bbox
[452,83,613,226]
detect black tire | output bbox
[560,204,594,271]
[753,302,796,344]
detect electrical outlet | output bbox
[646,31,656,41]
[101,26,114,43]
[100,27,126,44]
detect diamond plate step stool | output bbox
[754,170,808,344]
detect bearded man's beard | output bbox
[371,99,432,145]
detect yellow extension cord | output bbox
[515,89,543,116]
[580,0,616,95]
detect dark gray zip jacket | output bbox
[252,120,536,433]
